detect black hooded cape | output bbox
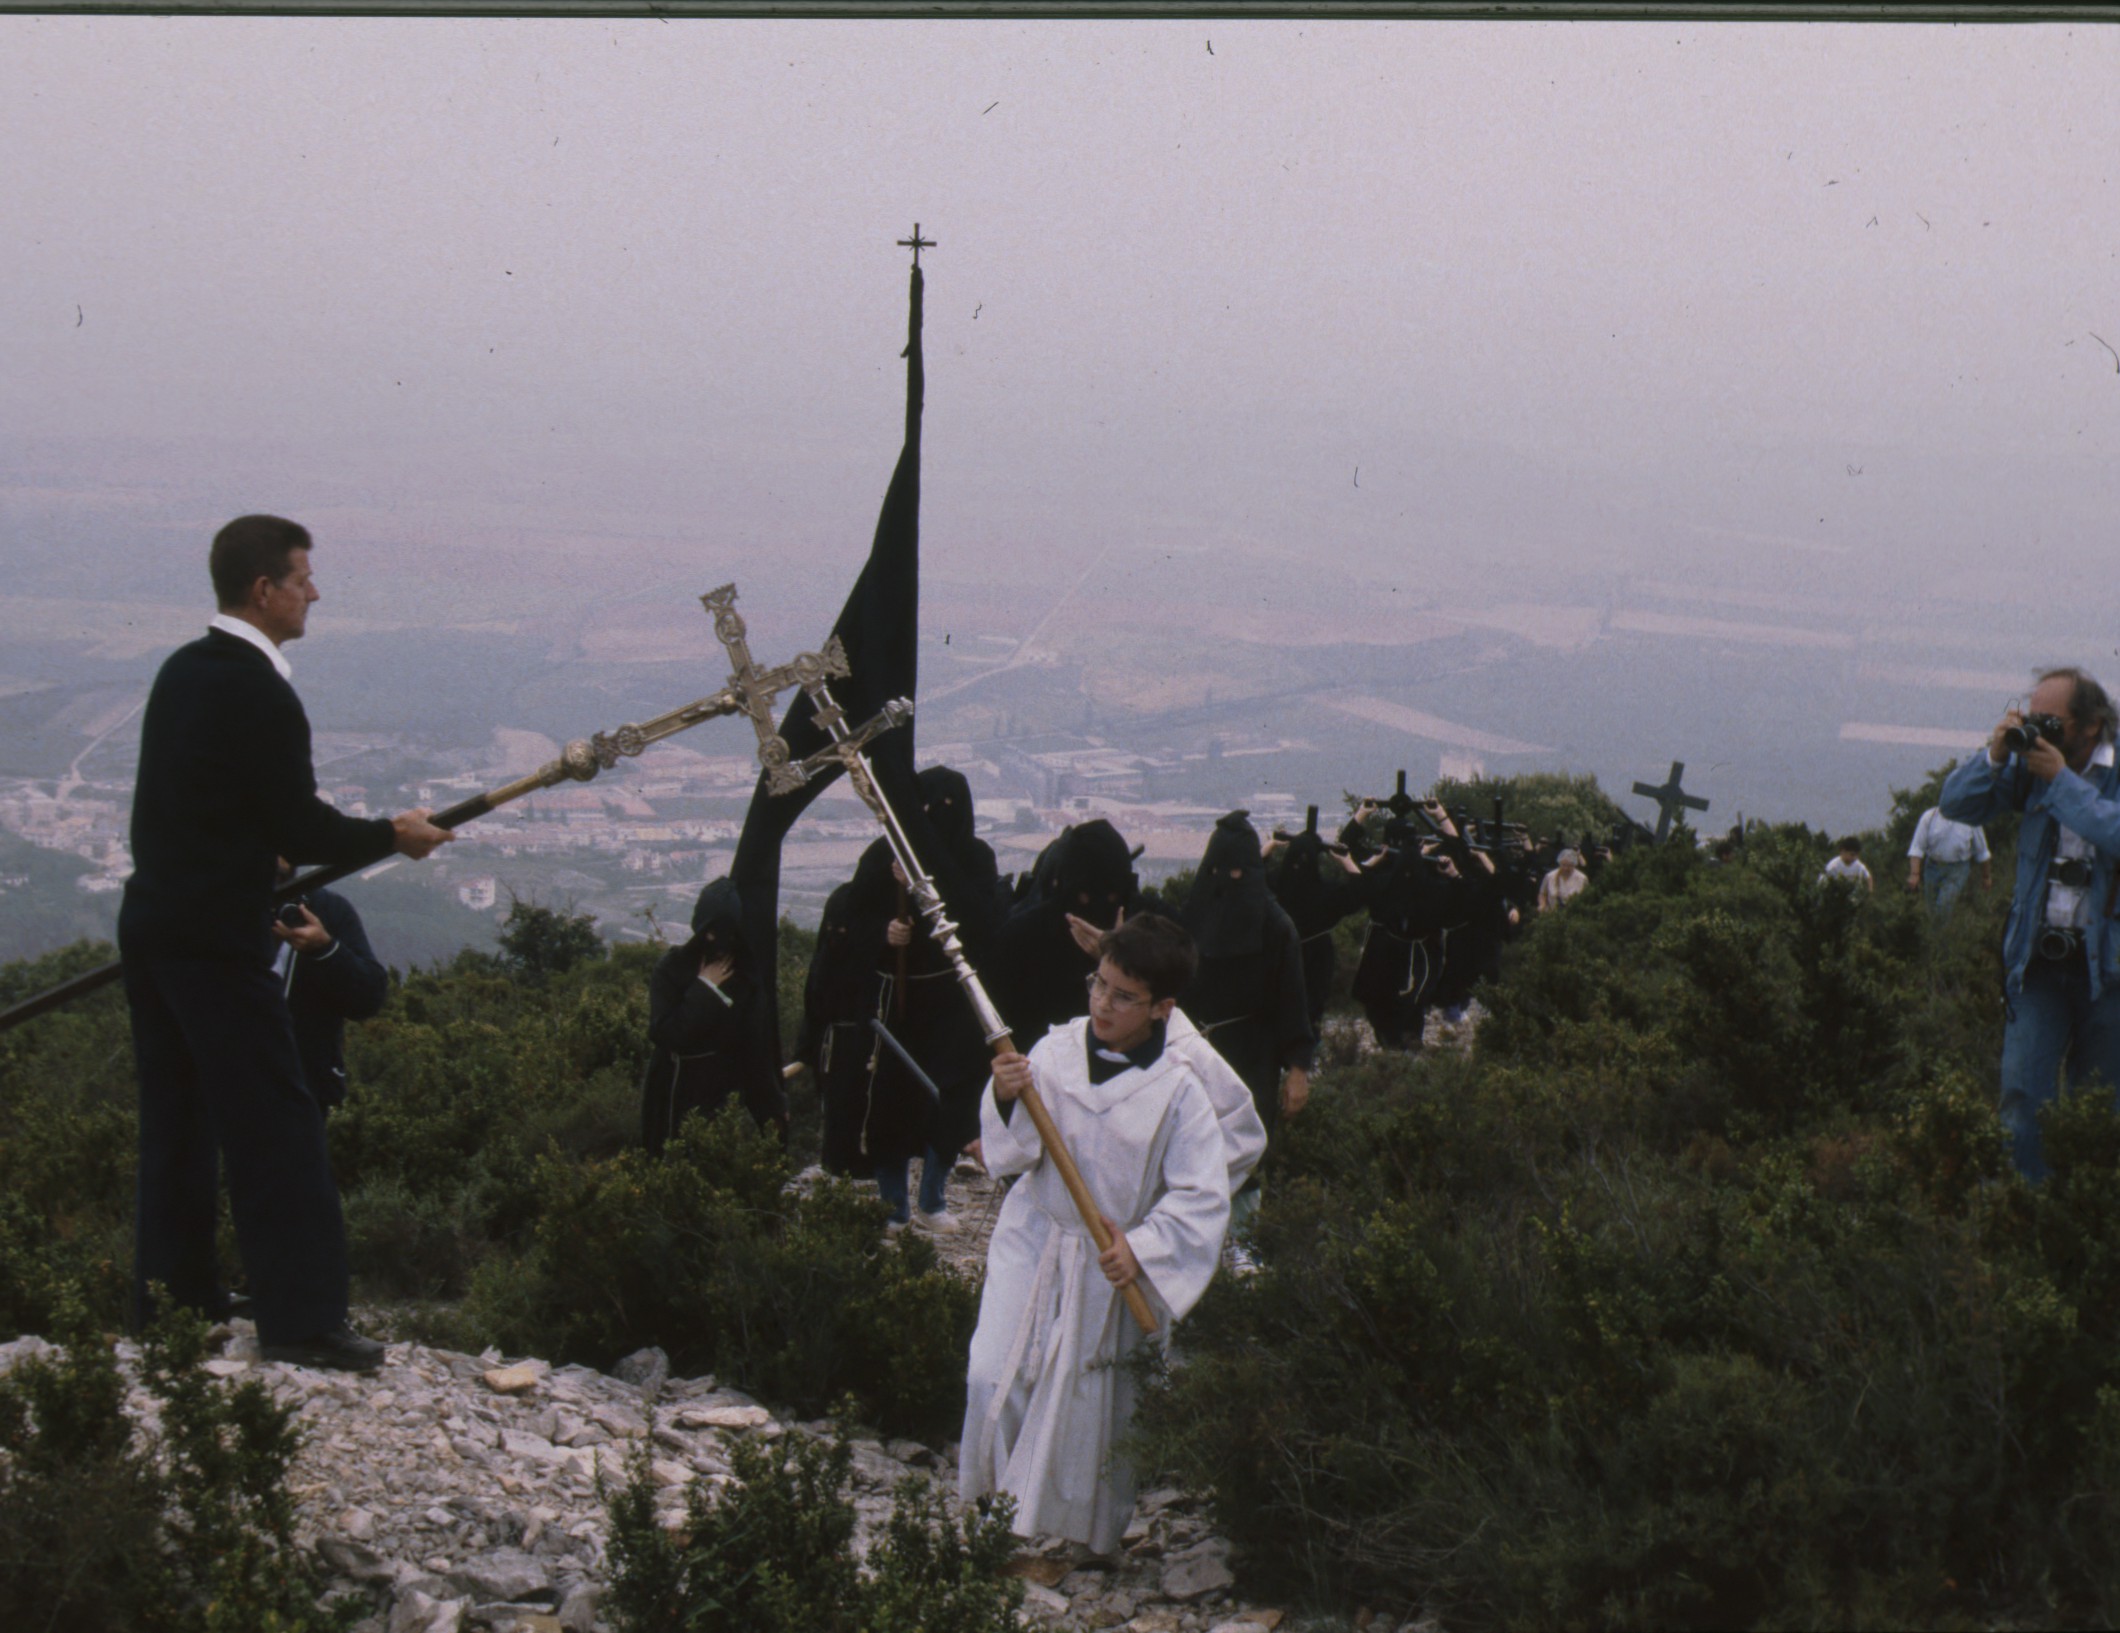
[1175,811,1313,1120]
[641,877,781,1151]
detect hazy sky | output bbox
[4,14,2117,637]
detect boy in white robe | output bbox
[1165,1005,1269,1200]
[959,914,1234,1556]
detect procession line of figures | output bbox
[635,768,1613,1554]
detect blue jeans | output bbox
[1922,861,1972,920]
[876,1147,950,1223]
[1999,953,2120,1182]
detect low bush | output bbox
[0,1294,353,1631]
[461,1104,978,1440]
[604,1421,1022,1633]
[0,940,138,1333]
[1131,793,2120,1630]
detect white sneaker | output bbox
[917,1208,960,1233]
[1223,1241,1260,1277]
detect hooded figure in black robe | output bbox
[1268,815,1374,1035]
[798,842,900,1177]
[986,818,1168,1043]
[642,877,784,1153]
[1176,811,1314,1132]
[903,766,1005,1157]
[797,765,1005,1186]
[1349,814,1465,1051]
[1433,835,1519,1019]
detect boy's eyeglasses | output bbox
[1084,972,1151,1011]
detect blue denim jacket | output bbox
[1940,745,2120,999]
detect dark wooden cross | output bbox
[897,223,936,267]
[1632,760,1710,843]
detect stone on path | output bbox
[686,1402,771,1430]
[1160,1538,1237,1601]
[611,1346,669,1394]
[445,1547,551,1603]
[482,1362,545,1396]
[386,1588,465,1633]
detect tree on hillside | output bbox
[498,896,604,980]
[1424,769,1631,842]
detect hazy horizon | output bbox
[5,13,2118,849]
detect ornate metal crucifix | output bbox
[699,584,853,795]
[462,583,847,814]
[1632,760,1711,843]
[0,582,852,1034]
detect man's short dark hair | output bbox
[210,515,312,609]
[1098,913,1196,1003]
[2038,667,2120,746]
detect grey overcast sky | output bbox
[2,14,2116,640]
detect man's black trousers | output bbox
[124,954,349,1346]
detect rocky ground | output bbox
[1,1321,1429,1633]
[4,1009,1467,1632]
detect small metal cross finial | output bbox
[1631,760,1711,844]
[897,223,935,267]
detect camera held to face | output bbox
[2003,712,2068,754]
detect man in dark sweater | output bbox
[121,515,451,1372]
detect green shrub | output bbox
[0,939,137,1336]
[0,1294,354,1631]
[1132,796,2120,1629]
[461,1104,977,1439]
[497,896,607,980]
[603,1422,1021,1633]
[1426,768,1631,843]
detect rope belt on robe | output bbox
[979,1202,1137,1467]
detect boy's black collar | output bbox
[1086,1016,1168,1083]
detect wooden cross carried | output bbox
[1632,760,1710,843]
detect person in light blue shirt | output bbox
[1941,667,2120,1181]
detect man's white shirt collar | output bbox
[208,613,293,681]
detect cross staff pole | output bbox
[787,680,1161,1337]
[0,585,846,1035]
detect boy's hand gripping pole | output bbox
[786,681,1160,1336]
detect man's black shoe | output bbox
[260,1324,386,1373]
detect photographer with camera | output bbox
[270,858,387,1116]
[1941,667,2120,1182]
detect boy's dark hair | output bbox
[1837,836,1862,855]
[1098,913,1196,1002]
[210,514,311,608]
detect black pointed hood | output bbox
[688,876,746,963]
[1052,818,1138,929]
[1183,811,1269,958]
[850,837,901,912]
[917,765,975,850]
